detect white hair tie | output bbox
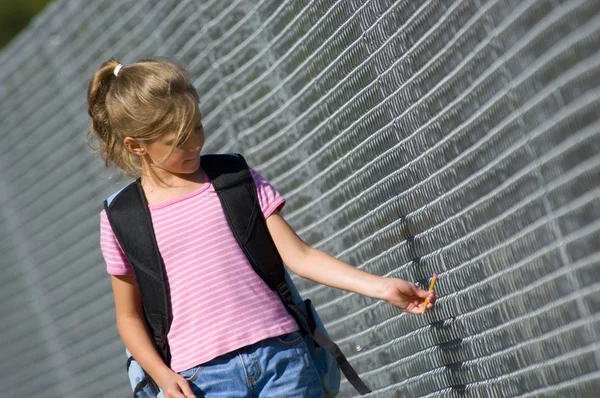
[114,64,124,77]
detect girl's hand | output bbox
[380,278,437,314]
[157,371,196,398]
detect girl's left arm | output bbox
[266,212,436,314]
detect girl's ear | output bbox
[123,137,146,156]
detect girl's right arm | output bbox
[111,275,195,398]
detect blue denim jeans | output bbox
[177,331,324,397]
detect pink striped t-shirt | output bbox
[100,169,298,372]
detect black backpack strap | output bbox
[131,377,160,398]
[278,285,372,395]
[201,153,285,289]
[104,180,172,367]
[203,153,371,395]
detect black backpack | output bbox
[104,153,371,396]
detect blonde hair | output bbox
[87,57,200,177]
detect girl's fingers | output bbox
[410,303,429,314]
[420,292,436,313]
[165,380,194,398]
[177,377,196,398]
[430,291,437,303]
[166,391,187,398]
[412,284,431,299]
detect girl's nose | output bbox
[185,134,202,152]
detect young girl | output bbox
[88,57,436,398]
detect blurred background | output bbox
[0,1,599,397]
[0,1,53,49]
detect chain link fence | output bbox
[0,0,599,396]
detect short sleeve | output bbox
[100,210,133,275]
[250,168,286,218]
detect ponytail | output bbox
[87,58,139,175]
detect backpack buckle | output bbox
[276,282,293,304]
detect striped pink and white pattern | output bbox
[100,169,297,372]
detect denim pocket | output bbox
[274,331,304,347]
[179,365,203,382]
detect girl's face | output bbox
[143,122,205,177]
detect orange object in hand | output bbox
[422,272,438,313]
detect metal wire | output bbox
[0,0,598,397]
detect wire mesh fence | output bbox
[0,0,598,397]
